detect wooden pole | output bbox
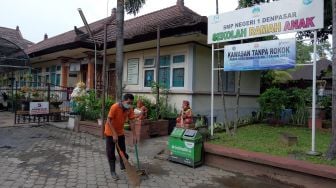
[101,23,107,138]
[156,25,160,119]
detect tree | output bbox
[326,0,336,160]
[115,0,145,101]
[296,41,332,63]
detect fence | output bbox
[7,81,73,124]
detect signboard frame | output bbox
[29,102,49,115]
[223,38,296,71]
[208,0,324,44]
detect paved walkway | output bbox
[0,111,16,127]
[0,112,293,188]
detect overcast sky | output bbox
[0,0,238,43]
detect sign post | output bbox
[207,0,324,156]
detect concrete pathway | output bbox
[0,112,294,188]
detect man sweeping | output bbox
[105,93,137,180]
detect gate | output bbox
[13,81,73,124]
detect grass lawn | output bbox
[209,124,336,167]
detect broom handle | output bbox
[135,143,140,169]
[180,109,184,127]
[116,143,125,158]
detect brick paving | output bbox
[0,112,292,188]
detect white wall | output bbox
[240,71,260,95]
[191,44,260,123]
[193,44,212,92]
[192,95,259,123]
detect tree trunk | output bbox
[326,0,336,160]
[115,0,125,101]
[217,47,230,135]
[233,71,241,135]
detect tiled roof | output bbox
[25,16,113,56]
[0,26,33,49]
[95,4,207,42]
[289,59,332,80]
[26,2,207,56]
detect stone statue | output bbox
[176,100,193,129]
[134,99,148,120]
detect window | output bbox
[34,68,42,87]
[219,71,235,92]
[56,74,61,86]
[143,54,186,89]
[144,70,154,87]
[173,55,185,64]
[45,75,50,83]
[173,68,184,87]
[159,55,170,89]
[46,65,61,86]
[144,58,155,67]
[171,54,185,88]
[143,57,155,87]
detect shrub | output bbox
[258,87,287,120]
[75,91,115,121]
[133,95,178,120]
[286,88,310,125]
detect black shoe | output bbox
[111,172,119,181]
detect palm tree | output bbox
[326,0,336,160]
[115,0,145,101]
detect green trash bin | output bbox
[168,128,203,167]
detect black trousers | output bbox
[106,135,129,171]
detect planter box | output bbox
[204,143,336,188]
[145,119,169,137]
[78,120,101,137]
[125,120,150,145]
[125,119,169,146]
[165,118,177,135]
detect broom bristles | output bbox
[117,144,141,186]
[121,156,141,186]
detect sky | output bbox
[0,0,238,43]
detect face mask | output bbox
[123,103,131,109]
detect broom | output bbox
[116,143,141,187]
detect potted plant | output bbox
[31,89,43,102]
[19,86,30,111]
[50,93,63,109]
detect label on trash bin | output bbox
[184,141,194,149]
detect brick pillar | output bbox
[83,51,96,90]
[58,57,70,87]
[61,64,68,87]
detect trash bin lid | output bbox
[183,129,202,142]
